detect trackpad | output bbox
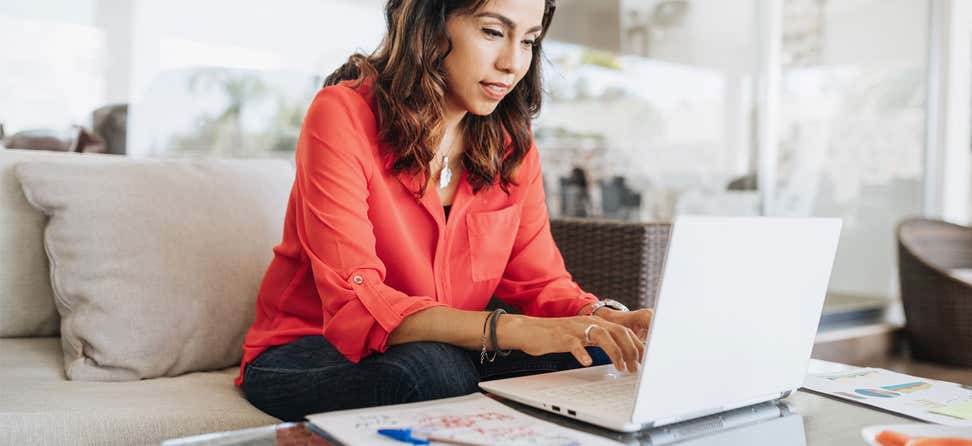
[506,365,622,391]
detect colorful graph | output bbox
[851,381,932,399]
[836,391,866,400]
[856,388,901,398]
[882,381,932,394]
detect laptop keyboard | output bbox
[536,374,638,412]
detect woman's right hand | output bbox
[498,315,645,373]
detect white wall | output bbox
[128,0,385,103]
[928,0,972,224]
[0,1,104,131]
[0,0,387,141]
[124,0,386,156]
[95,0,133,105]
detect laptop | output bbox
[479,216,842,432]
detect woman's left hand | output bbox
[595,308,653,342]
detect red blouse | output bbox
[236,81,598,386]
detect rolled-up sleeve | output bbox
[295,87,444,363]
[493,144,599,317]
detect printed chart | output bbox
[804,368,972,426]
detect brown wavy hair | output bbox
[323,0,557,195]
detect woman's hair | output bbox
[323,0,556,195]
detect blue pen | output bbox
[377,428,489,446]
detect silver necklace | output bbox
[439,154,452,189]
[436,133,460,189]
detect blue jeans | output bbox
[242,335,610,421]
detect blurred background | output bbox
[1,0,969,348]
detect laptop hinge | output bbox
[648,390,792,427]
[720,391,790,415]
[641,401,786,445]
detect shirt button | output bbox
[352,275,364,285]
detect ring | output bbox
[584,324,600,344]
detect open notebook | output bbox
[306,393,624,446]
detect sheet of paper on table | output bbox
[803,367,972,426]
[931,400,972,421]
[306,393,625,446]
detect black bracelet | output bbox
[489,308,512,358]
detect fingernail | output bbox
[583,356,592,366]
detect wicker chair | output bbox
[897,218,972,367]
[488,218,671,313]
[550,218,671,311]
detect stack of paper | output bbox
[307,393,625,446]
[804,368,972,426]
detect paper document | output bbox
[803,368,972,426]
[307,393,625,446]
[931,400,972,421]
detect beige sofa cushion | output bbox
[0,149,127,337]
[14,158,293,381]
[0,337,279,446]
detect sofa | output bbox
[0,148,670,445]
[1,149,286,445]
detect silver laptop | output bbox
[479,216,842,432]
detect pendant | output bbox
[439,155,452,189]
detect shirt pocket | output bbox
[466,205,522,282]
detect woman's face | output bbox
[442,0,545,117]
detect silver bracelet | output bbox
[586,301,608,316]
[587,299,631,316]
[480,311,497,364]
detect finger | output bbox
[617,325,643,366]
[627,327,644,367]
[569,341,593,367]
[640,309,654,329]
[589,325,625,372]
[633,310,653,343]
[628,309,653,331]
[607,324,640,372]
[608,325,638,372]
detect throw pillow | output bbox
[15,158,293,381]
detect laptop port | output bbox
[568,410,576,416]
[552,406,561,412]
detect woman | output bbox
[238,0,654,421]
